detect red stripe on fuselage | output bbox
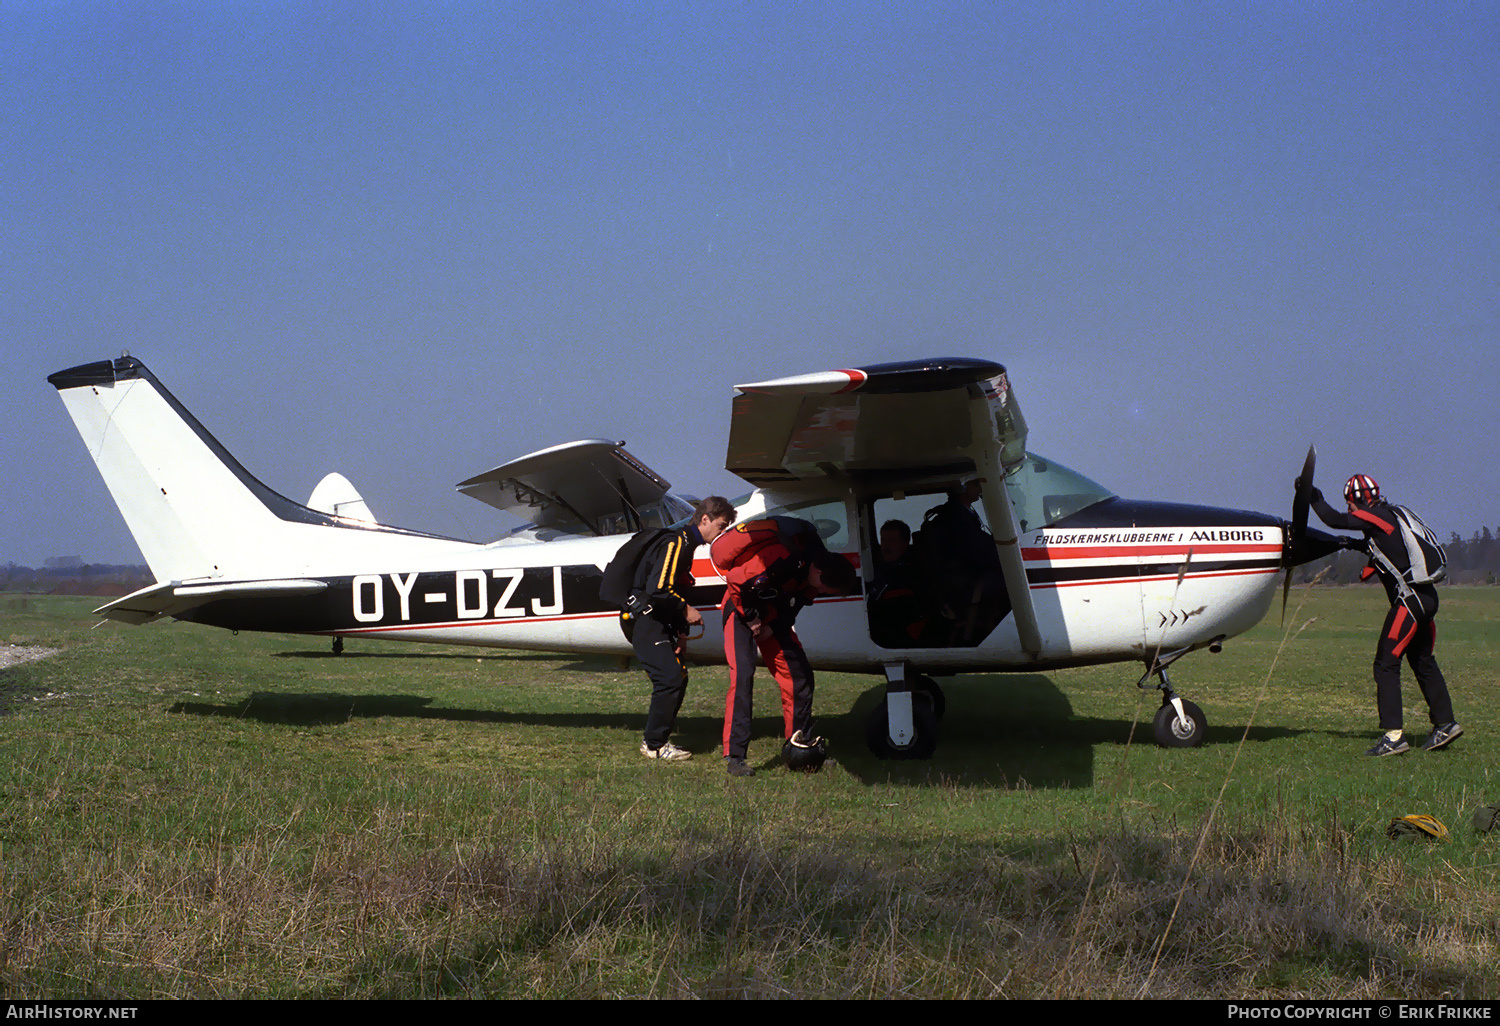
[691,552,863,579]
[330,593,865,637]
[1023,543,1281,561]
[332,609,623,636]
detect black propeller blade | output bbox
[1284,445,1318,621]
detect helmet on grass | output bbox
[1386,814,1448,841]
[782,729,828,772]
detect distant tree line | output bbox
[1296,527,1500,586]
[1,562,154,597]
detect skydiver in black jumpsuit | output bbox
[1310,474,1462,757]
[621,498,736,761]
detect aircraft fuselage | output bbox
[177,496,1286,675]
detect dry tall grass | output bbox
[5,800,1493,998]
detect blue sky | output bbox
[4,2,1495,566]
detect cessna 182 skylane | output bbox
[49,355,1339,758]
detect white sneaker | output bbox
[640,740,692,762]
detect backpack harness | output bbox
[1364,505,1447,601]
[598,528,673,618]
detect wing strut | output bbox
[966,387,1043,658]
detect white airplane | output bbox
[48,355,1338,757]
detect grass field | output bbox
[2,587,1498,998]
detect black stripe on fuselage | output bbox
[1025,499,1285,583]
[1026,559,1282,587]
[1049,496,1285,532]
[176,564,729,634]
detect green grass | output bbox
[2,588,1498,998]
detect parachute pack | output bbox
[598,528,672,614]
[1368,505,1447,591]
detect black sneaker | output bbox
[1366,734,1410,757]
[1420,722,1463,751]
[725,757,756,778]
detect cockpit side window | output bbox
[861,453,1110,650]
[599,502,673,535]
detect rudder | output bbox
[49,357,469,584]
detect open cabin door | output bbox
[863,488,1016,649]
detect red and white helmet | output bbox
[1344,474,1380,506]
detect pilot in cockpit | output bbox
[918,479,1007,645]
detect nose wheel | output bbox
[1139,651,1209,748]
[1152,696,1207,747]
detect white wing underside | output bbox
[456,439,688,537]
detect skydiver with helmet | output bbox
[1308,473,1462,757]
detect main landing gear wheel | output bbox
[1153,698,1207,748]
[865,692,940,760]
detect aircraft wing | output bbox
[727,357,1041,656]
[457,439,688,536]
[727,357,1027,486]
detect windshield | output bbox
[1004,452,1113,532]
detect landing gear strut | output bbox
[865,663,943,759]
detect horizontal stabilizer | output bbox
[94,578,330,625]
[92,582,179,625]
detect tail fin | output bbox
[49,357,468,583]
